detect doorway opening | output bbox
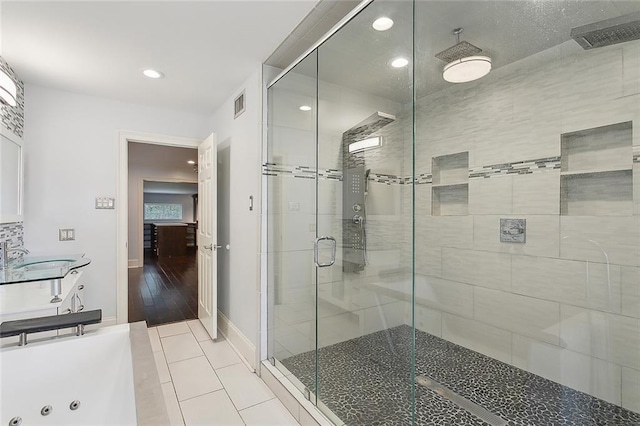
[126,142,199,326]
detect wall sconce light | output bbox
[349,136,381,153]
[0,69,17,107]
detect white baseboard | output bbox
[128,259,140,268]
[217,310,257,370]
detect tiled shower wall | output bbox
[1,57,25,251]
[404,40,640,412]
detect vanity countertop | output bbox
[0,254,91,285]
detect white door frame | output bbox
[137,177,198,267]
[116,130,201,324]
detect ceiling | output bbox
[1,1,320,115]
[128,141,196,174]
[277,0,640,103]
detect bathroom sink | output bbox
[13,259,75,271]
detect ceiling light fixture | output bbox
[443,56,492,83]
[187,160,195,165]
[436,28,491,83]
[372,17,394,31]
[391,57,409,68]
[299,105,312,111]
[142,69,165,79]
[0,69,17,107]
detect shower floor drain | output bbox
[415,375,507,426]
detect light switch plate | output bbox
[59,228,75,241]
[95,197,115,209]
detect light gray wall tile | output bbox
[623,42,640,97]
[409,302,443,337]
[469,176,512,215]
[419,216,473,249]
[512,255,622,313]
[560,216,640,267]
[474,287,560,345]
[622,366,640,414]
[622,266,640,319]
[512,335,621,406]
[634,164,640,215]
[473,215,560,258]
[442,313,512,364]
[560,305,640,370]
[442,248,511,291]
[512,171,560,215]
[415,275,474,318]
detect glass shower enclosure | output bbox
[266,1,640,424]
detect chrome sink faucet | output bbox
[0,241,30,269]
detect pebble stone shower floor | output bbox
[282,325,640,426]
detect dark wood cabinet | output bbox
[149,223,188,258]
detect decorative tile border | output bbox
[263,156,561,184]
[262,163,342,181]
[469,156,561,179]
[0,222,24,260]
[0,56,25,139]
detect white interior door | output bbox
[198,133,217,339]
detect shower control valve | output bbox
[352,203,362,212]
[352,214,363,224]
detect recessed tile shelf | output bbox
[560,122,633,216]
[431,181,469,188]
[432,152,469,216]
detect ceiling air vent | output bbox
[571,12,640,50]
[234,90,245,119]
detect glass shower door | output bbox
[311,1,416,423]
[266,51,318,396]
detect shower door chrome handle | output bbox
[314,236,336,268]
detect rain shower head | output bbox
[436,40,482,63]
[571,12,640,50]
[436,28,491,83]
[435,28,482,63]
[343,111,396,140]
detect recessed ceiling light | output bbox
[391,57,409,68]
[187,160,195,165]
[299,105,312,111]
[143,69,164,79]
[372,17,394,31]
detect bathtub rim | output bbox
[1,320,169,426]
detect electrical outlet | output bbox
[59,228,75,241]
[95,197,115,209]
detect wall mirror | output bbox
[1,129,23,223]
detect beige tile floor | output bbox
[149,320,300,426]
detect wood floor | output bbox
[128,248,198,326]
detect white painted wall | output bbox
[209,68,262,348]
[23,84,210,319]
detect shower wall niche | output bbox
[560,121,633,216]
[431,151,469,216]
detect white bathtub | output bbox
[0,322,165,426]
